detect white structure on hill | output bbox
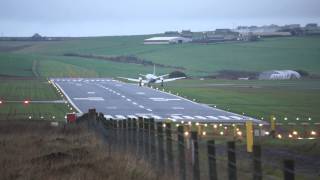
[144,37,192,45]
[259,70,301,80]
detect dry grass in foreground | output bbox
[0,120,158,180]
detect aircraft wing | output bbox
[158,74,169,78]
[118,77,144,83]
[155,77,186,83]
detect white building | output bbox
[259,70,301,80]
[144,37,192,45]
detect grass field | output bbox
[164,79,320,122]
[0,79,69,120]
[0,35,320,121]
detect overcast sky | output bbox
[1,0,320,36]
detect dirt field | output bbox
[0,120,158,180]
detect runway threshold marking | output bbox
[73,97,104,101]
[218,116,231,120]
[206,116,219,120]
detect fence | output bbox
[82,109,318,180]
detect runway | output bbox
[52,78,262,123]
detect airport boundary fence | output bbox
[81,109,318,180]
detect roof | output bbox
[144,37,191,41]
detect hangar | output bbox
[259,70,301,80]
[144,37,192,45]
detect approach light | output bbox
[237,131,242,136]
[181,121,184,124]
[188,121,192,125]
[265,131,270,135]
[176,124,180,127]
[28,116,32,119]
[52,116,56,119]
[296,117,300,121]
[195,122,200,126]
[236,128,240,131]
[162,124,166,128]
[224,126,228,130]
[277,134,282,139]
[220,131,224,136]
[219,124,223,127]
[284,117,288,121]
[204,123,208,127]
[259,124,263,127]
[311,131,317,136]
[213,124,218,129]
[308,117,312,121]
[292,131,298,135]
[288,134,293,138]
[184,131,189,136]
[0,100,2,104]
[232,124,236,127]
[272,117,276,120]
[23,100,29,104]
[202,131,207,136]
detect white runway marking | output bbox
[136,92,145,95]
[126,99,132,102]
[182,116,195,119]
[151,115,162,120]
[172,107,184,110]
[139,105,145,108]
[115,115,126,119]
[194,116,207,120]
[104,115,114,119]
[88,92,95,94]
[149,97,181,102]
[230,116,242,120]
[171,115,183,119]
[121,95,125,98]
[218,116,231,120]
[206,116,219,120]
[73,97,104,101]
[146,109,153,112]
[128,115,138,119]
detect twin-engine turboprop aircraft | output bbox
[118,65,185,86]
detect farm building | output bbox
[144,37,192,45]
[259,70,301,80]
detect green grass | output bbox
[163,79,320,122]
[0,35,320,121]
[0,79,69,120]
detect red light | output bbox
[0,101,2,104]
[24,100,29,104]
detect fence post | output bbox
[157,122,165,173]
[138,117,144,158]
[207,140,218,180]
[123,119,128,154]
[191,131,200,180]
[283,159,295,180]
[227,141,237,180]
[166,122,174,175]
[132,118,138,155]
[150,119,156,166]
[144,118,150,160]
[178,125,186,180]
[127,118,132,148]
[253,145,262,180]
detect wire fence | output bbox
[72,109,319,180]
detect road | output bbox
[52,78,262,123]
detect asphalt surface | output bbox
[52,78,262,123]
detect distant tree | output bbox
[169,71,187,78]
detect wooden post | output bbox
[191,131,200,180]
[207,140,218,180]
[138,117,144,158]
[157,122,165,173]
[178,126,186,180]
[283,159,295,180]
[132,119,138,155]
[144,118,150,160]
[253,145,262,180]
[166,122,174,175]
[150,119,156,167]
[123,119,128,153]
[227,141,237,180]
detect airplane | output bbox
[118,65,185,87]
